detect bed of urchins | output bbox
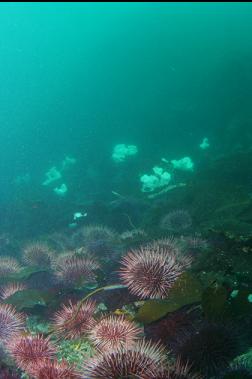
[173,323,241,377]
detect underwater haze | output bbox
[0,2,252,378]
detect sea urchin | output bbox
[7,334,56,371]
[120,245,191,299]
[89,314,142,351]
[83,339,166,379]
[27,359,81,379]
[0,303,25,343]
[52,299,96,340]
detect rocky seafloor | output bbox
[0,152,251,378]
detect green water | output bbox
[0,2,251,205]
[0,4,252,378]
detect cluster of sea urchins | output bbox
[6,333,81,378]
[0,234,215,378]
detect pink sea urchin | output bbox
[7,334,56,371]
[52,299,96,339]
[83,339,166,379]
[89,314,142,351]
[0,303,25,343]
[120,244,191,299]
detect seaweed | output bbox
[135,273,202,324]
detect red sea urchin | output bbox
[52,299,96,340]
[119,244,191,299]
[178,234,208,256]
[22,241,55,268]
[71,224,117,256]
[89,314,142,351]
[0,257,21,278]
[147,237,180,253]
[0,282,27,300]
[78,224,116,246]
[160,210,192,232]
[55,255,99,286]
[27,359,81,379]
[0,304,25,343]
[83,339,166,379]
[7,334,56,371]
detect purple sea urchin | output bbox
[145,306,199,351]
[175,323,239,377]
